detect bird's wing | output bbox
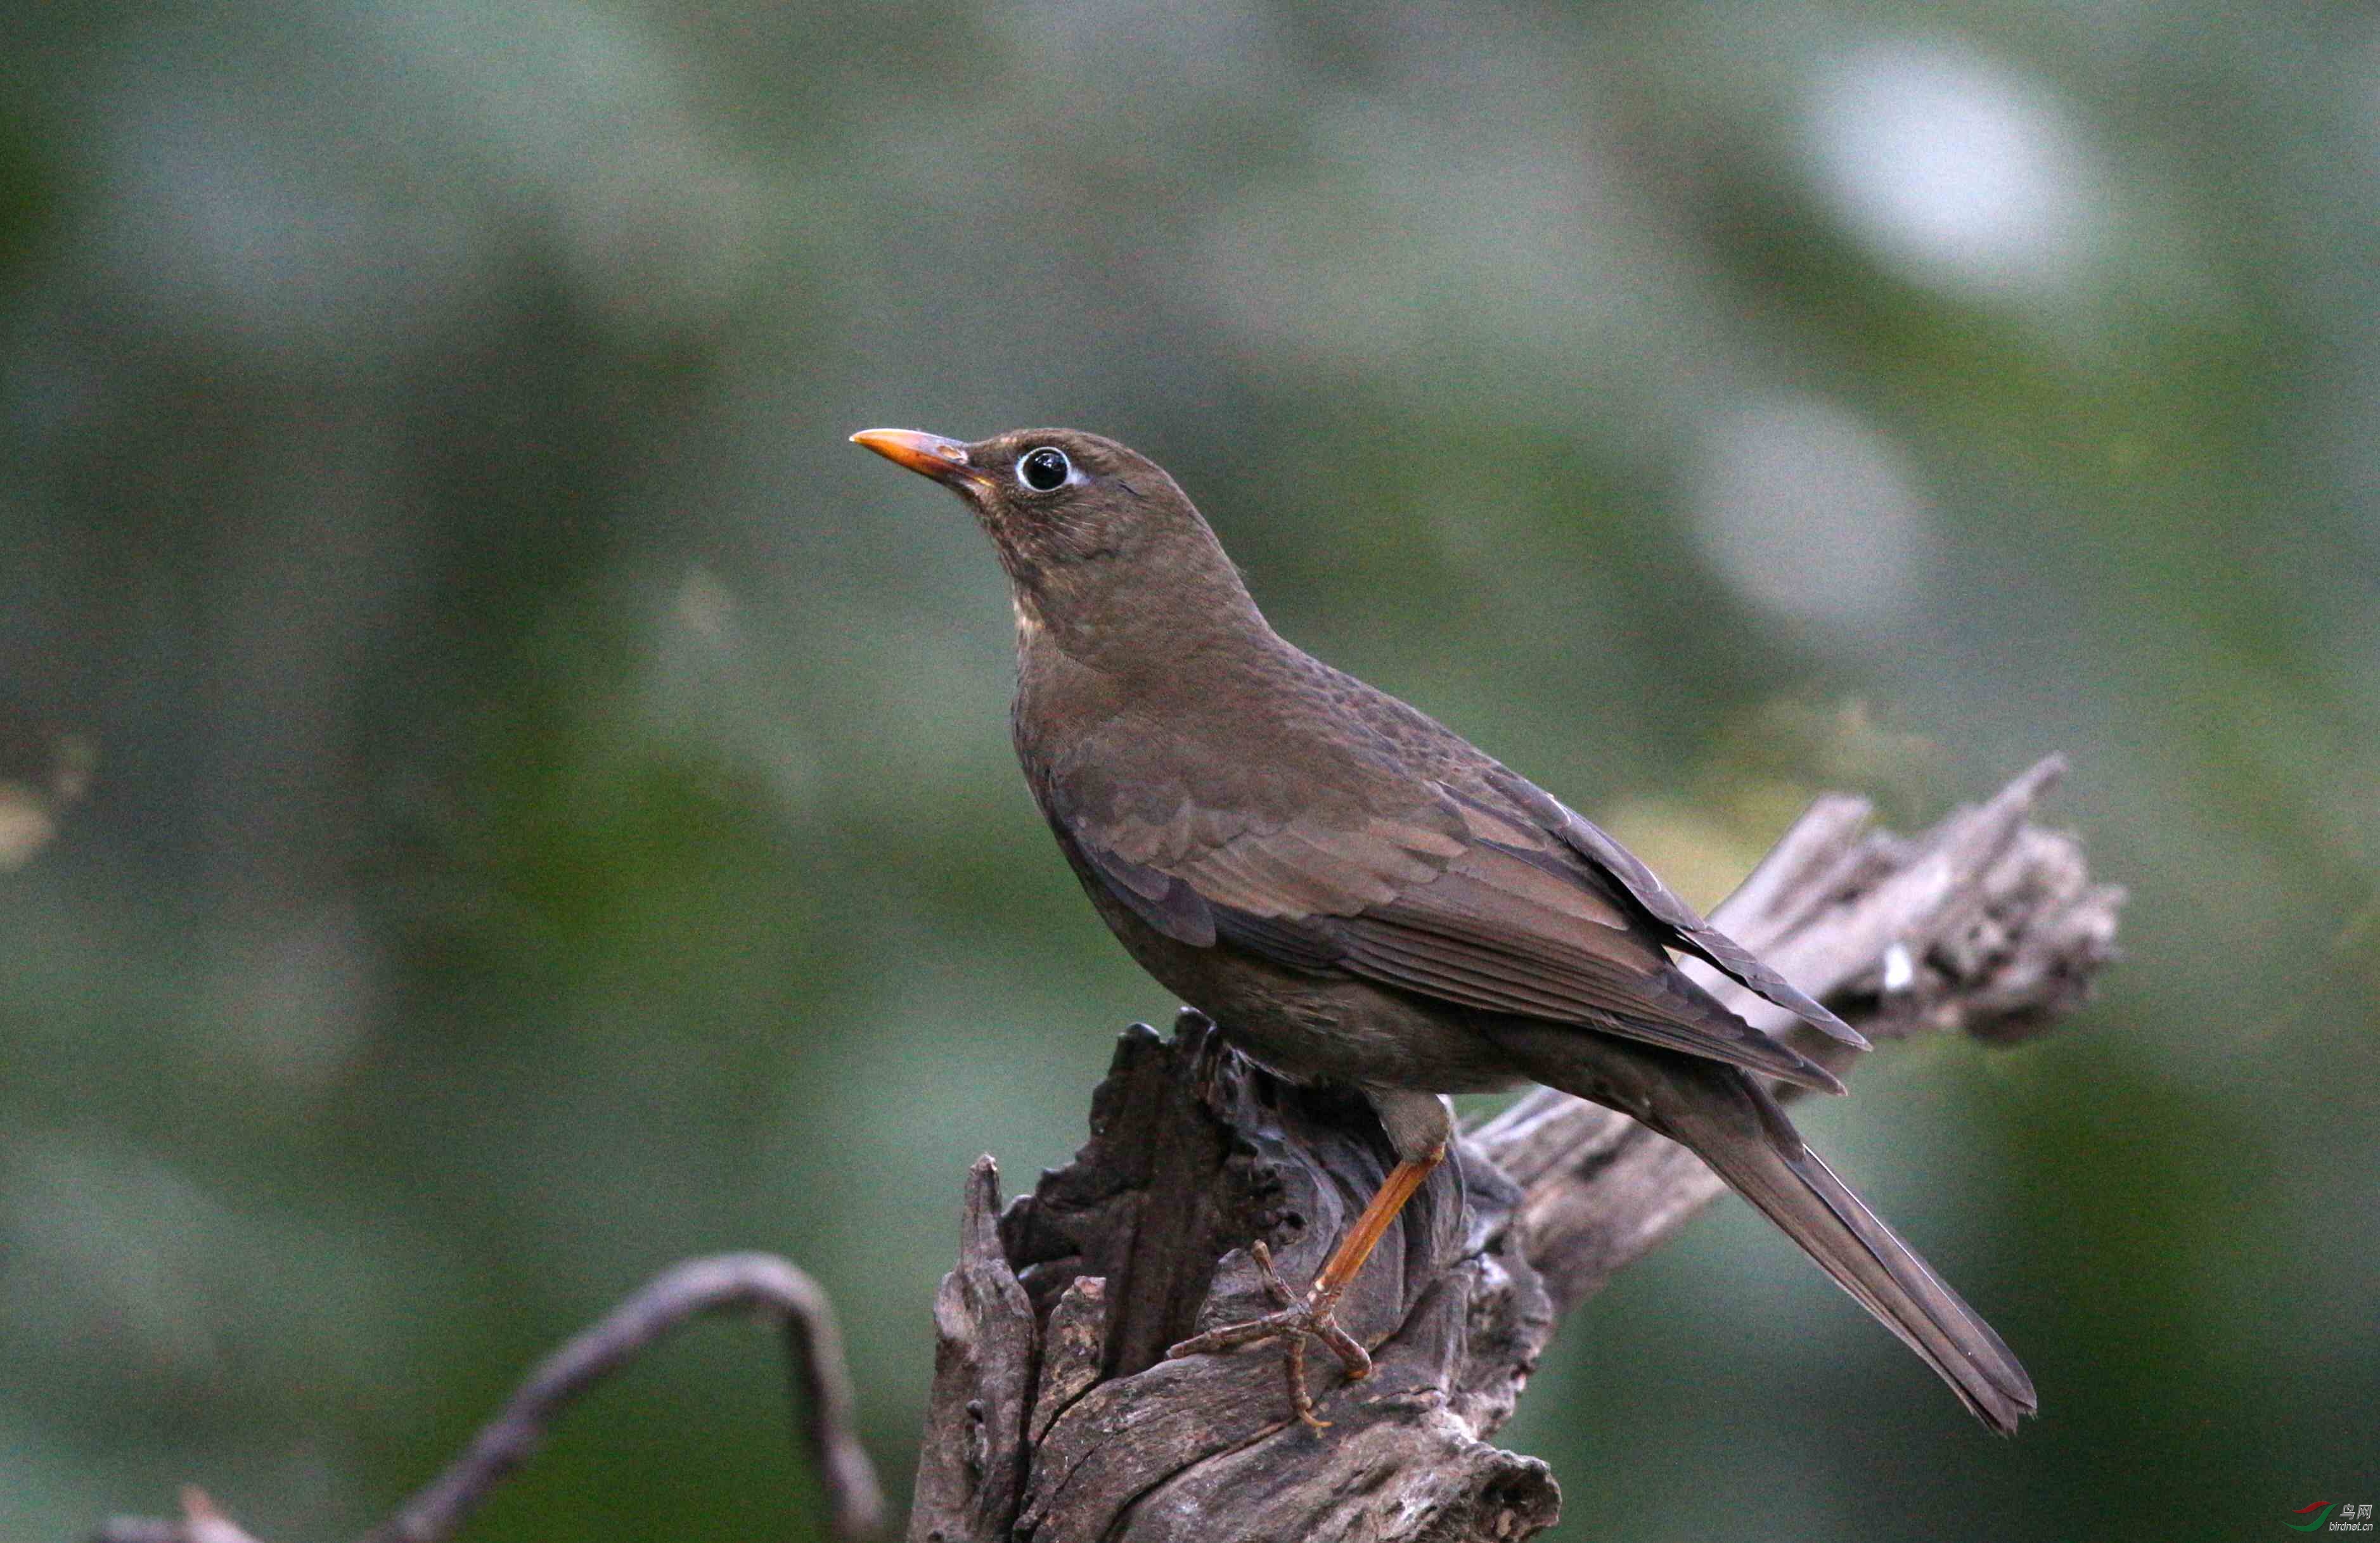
[1476,766,1867,1048]
[1049,747,1842,1091]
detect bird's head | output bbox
[851,426,1258,656]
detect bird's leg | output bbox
[1166,1142,1446,1430]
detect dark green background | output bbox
[3,3,2374,1539]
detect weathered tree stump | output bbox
[907,759,2122,1543]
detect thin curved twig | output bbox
[94,1252,884,1543]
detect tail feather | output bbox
[1710,1121,2038,1431]
[1507,1025,2036,1431]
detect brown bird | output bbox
[853,425,2036,1434]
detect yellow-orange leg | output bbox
[1166,1143,1447,1431]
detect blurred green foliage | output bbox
[3,2,2376,1539]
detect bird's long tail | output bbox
[1507,1028,2038,1431]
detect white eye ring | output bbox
[1016,445,1074,492]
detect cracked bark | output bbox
[905,759,2122,1543]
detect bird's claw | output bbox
[1165,1240,1372,1431]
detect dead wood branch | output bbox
[90,761,2118,1543]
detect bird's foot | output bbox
[1166,1241,1372,1432]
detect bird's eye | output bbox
[1017,446,1072,492]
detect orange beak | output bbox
[850,428,990,492]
